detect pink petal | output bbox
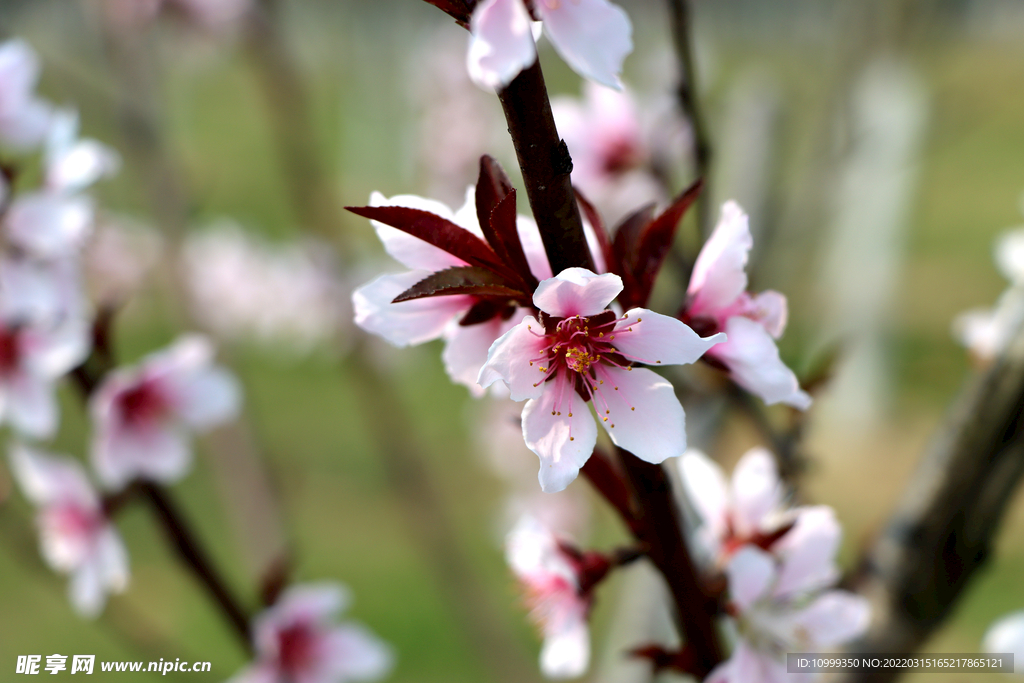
[536,0,632,90]
[478,315,549,402]
[0,39,40,107]
[169,365,241,430]
[353,271,473,347]
[750,290,788,339]
[69,556,104,618]
[730,640,795,683]
[467,0,537,90]
[730,447,783,537]
[594,366,685,464]
[532,268,622,318]
[516,215,553,281]
[678,449,729,552]
[792,590,870,647]
[522,378,597,493]
[772,506,841,598]
[7,444,98,510]
[224,665,278,683]
[96,526,130,595]
[687,201,751,317]
[24,319,91,379]
[0,97,51,150]
[5,192,94,257]
[276,583,350,623]
[710,316,812,410]
[322,624,395,681]
[611,308,724,367]
[367,191,474,271]
[92,424,191,490]
[47,139,120,194]
[726,546,775,612]
[6,370,57,439]
[442,315,517,396]
[540,616,590,679]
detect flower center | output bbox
[0,327,22,374]
[277,623,318,675]
[117,380,170,427]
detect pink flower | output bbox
[0,39,52,150]
[352,188,550,395]
[683,201,811,410]
[5,108,119,258]
[0,262,90,439]
[8,444,129,618]
[707,539,869,683]
[90,335,241,490]
[467,0,632,90]
[679,448,822,567]
[479,268,724,492]
[229,583,393,683]
[507,515,591,679]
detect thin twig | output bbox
[666,0,712,240]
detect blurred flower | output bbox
[983,611,1024,674]
[90,334,241,490]
[682,201,811,410]
[507,515,591,679]
[467,0,632,90]
[352,187,549,395]
[552,82,687,225]
[954,228,1024,362]
[479,268,723,492]
[182,222,346,354]
[84,215,162,302]
[679,448,823,567]
[0,39,52,151]
[707,542,869,683]
[98,0,251,33]
[228,583,393,683]
[5,108,119,259]
[8,444,129,618]
[0,261,90,439]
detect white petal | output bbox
[6,370,58,439]
[69,557,105,618]
[5,192,94,257]
[532,269,622,318]
[772,506,841,598]
[750,290,788,339]
[443,316,517,396]
[467,0,537,90]
[687,201,751,316]
[7,443,97,508]
[0,97,51,150]
[47,139,120,194]
[984,611,1024,672]
[168,366,241,430]
[277,582,351,622]
[996,230,1024,286]
[353,271,472,347]
[678,449,729,549]
[611,308,724,367]
[368,191,475,271]
[323,623,395,681]
[478,315,549,401]
[726,546,775,612]
[96,526,130,595]
[92,425,192,489]
[730,640,795,683]
[730,447,783,537]
[517,215,553,281]
[595,366,685,465]
[25,318,91,378]
[540,616,590,679]
[522,378,597,493]
[537,0,632,90]
[793,590,870,647]
[710,316,812,410]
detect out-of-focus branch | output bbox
[141,482,254,652]
[665,0,712,240]
[840,314,1024,683]
[497,59,595,275]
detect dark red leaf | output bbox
[421,0,475,25]
[575,188,614,276]
[346,205,508,274]
[476,157,539,288]
[610,203,656,308]
[633,178,703,308]
[392,266,526,303]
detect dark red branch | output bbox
[497,60,595,276]
[141,482,253,653]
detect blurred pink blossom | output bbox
[0,39,52,151]
[684,201,811,410]
[479,268,723,492]
[84,216,163,302]
[229,583,393,683]
[8,444,129,618]
[467,0,632,90]
[90,335,241,490]
[507,515,591,679]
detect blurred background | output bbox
[0,0,1023,681]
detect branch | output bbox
[841,315,1024,682]
[141,483,253,653]
[665,0,712,239]
[497,60,594,275]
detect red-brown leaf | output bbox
[392,266,526,303]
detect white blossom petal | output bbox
[522,378,597,493]
[443,315,517,395]
[353,271,473,347]
[596,366,685,464]
[726,546,775,612]
[540,616,590,679]
[322,624,396,681]
[792,590,870,647]
[368,191,474,271]
[710,316,812,410]
[772,506,841,598]
[611,308,724,367]
[678,449,729,550]
[532,269,622,319]
[536,0,632,90]
[730,447,784,538]
[478,315,549,401]
[687,201,752,317]
[467,0,537,90]
[984,611,1024,673]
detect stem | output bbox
[619,454,724,677]
[497,60,594,275]
[141,483,253,653]
[666,0,712,239]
